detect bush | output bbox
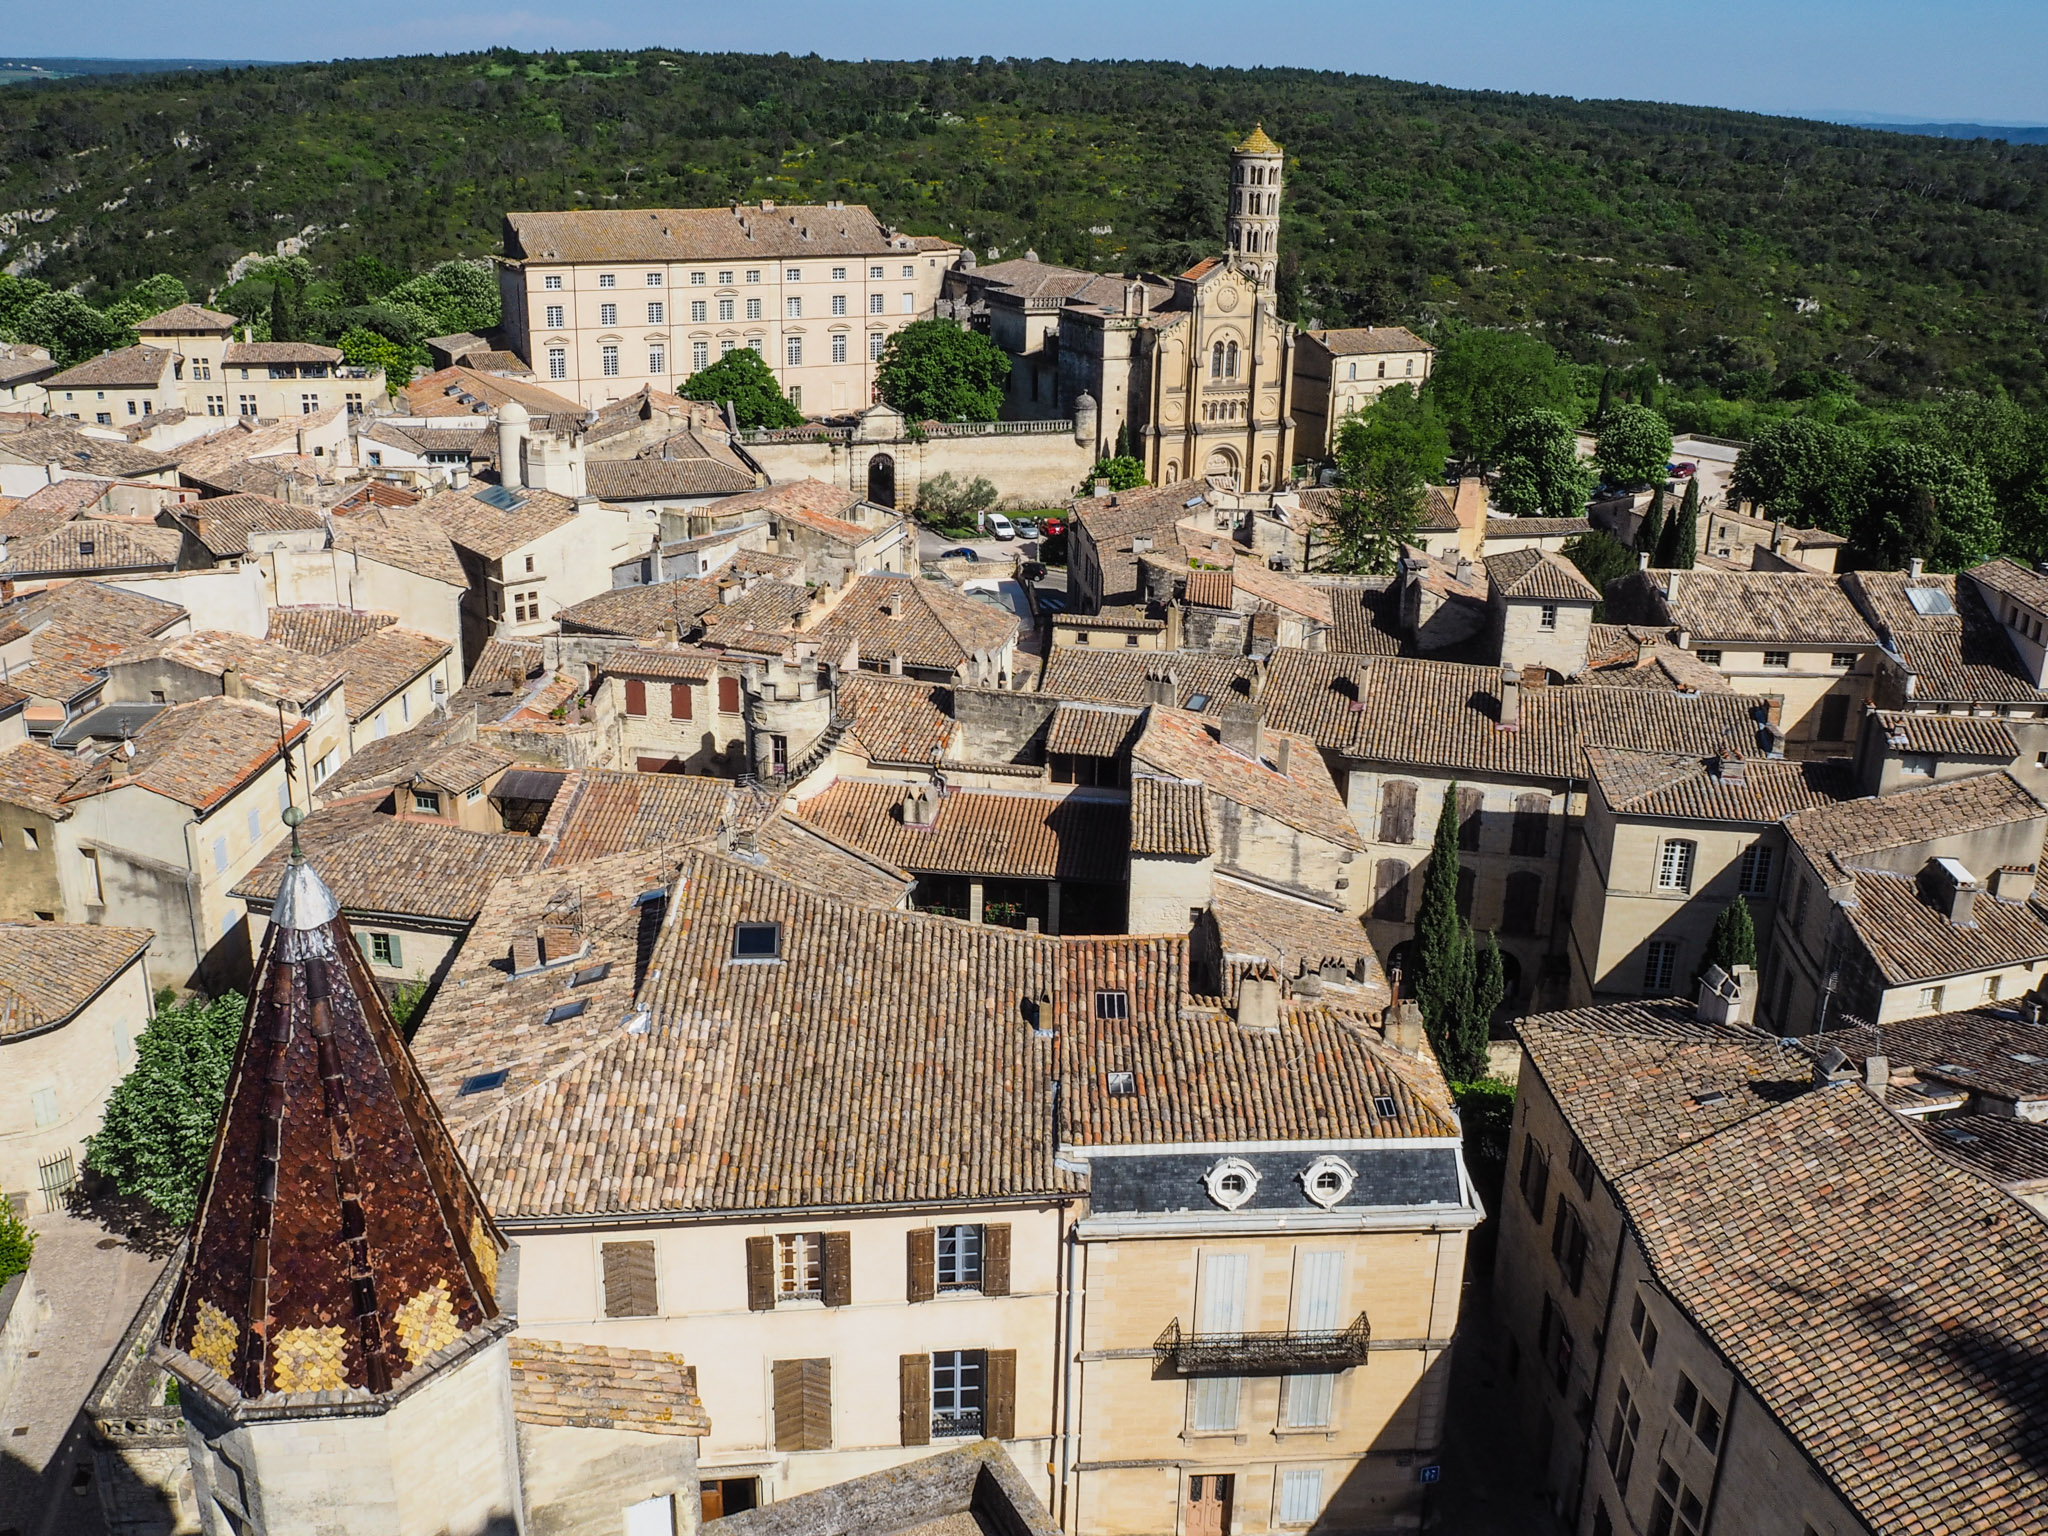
[84,991,246,1228]
[1082,455,1147,493]
[915,471,998,520]
[0,1205,33,1283]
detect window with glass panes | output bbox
[832,333,848,364]
[931,1349,984,1435]
[937,1226,981,1290]
[776,1233,822,1299]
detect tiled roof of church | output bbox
[1234,124,1283,155]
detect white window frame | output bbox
[1656,839,1696,892]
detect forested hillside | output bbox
[2,51,2045,405]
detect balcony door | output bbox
[1185,1474,1234,1536]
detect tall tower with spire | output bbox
[160,819,525,1536]
[1228,124,1284,289]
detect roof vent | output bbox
[901,781,939,829]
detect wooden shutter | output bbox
[986,1348,1017,1439]
[1457,787,1484,851]
[1373,859,1411,922]
[745,1235,775,1312]
[718,675,741,713]
[822,1230,852,1307]
[624,678,647,716]
[980,1223,1011,1297]
[601,1241,658,1317]
[899,1353,931,1446]
[1511,793,1551,856]
[907,1228,936,1303]
[773,1358,832,1451]
[1379,780,1416,844]
[670,682,693,720]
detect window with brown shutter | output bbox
[670,682,693,720]
[981,1223,1011,1297]
[1511,793,1551,856]
[986,1348,1017,1439]
[773,1358,833,1451]
[1378,780,1416,844]
[624,678,647,717]
[1373,859,1411,921]
[822,1230,852,1307]
[745,1234,775,1311]
[718,675,741,713]
[601,1241,658,1317]
[899,1353,931,1446]
[1457,787,1484,851]
[907,1228,936,1302]
[1503,870,1543,936]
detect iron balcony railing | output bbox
[933,1408,984,1438]
[1154,1313,1372,1375]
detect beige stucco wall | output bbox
[604,673,748,774]
[517,1421,700,1536]
[480,502,661,648]
[1291,341,1433,462]
[745,427,1095,513]
[1129,851,1215,936]
[0,949,150,1204]
[1496,598,1594,679]
[348,659,457,757]
[267,548,468,653]
[1678,642,1871,757]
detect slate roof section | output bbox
[1131,708,1362,849]
[505,205,915,264]
[1483,547,1601,603]
[1619,1085,2048,1536]
[0,741,83,819]
[418,484,582,561]
[1129,776,1211,857]
[1784,771,2047,884]
[0,923,153,1038]
[63,696,305,812]
[508,1339,709,1436]
[328,503,472,588]
[264,607,396,656]
[804,573,1018,675]
[42,345,174,391]
[795,780,1128,882]
[174,493,325,558]
[233,805,548,925]
[1587,748,1856,823]
[1846,569,2046,705]
[1867,709,2019,758]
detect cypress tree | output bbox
[1412,784,1495,1083]
[1635,486,1665,561]
[1668,477,1700,569]
[268,278,294,343]
[1701,896,1758,983]
[1594,368,1613,427]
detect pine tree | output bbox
[1667,477,1700,569]
[1635,486,1665,560]
[1700,896,1758,984]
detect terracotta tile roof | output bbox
[1618,1085,2048,1536]
[1482,515,1592,540]
[593,645,721,682]
[1,518,182,578]
[0,421,176,480]
[329,480,422,514]
[1045,702,1145,758]
[329,502,473,588]
[113,629,343,710]
[42,345,175,391]
[1207,876,1388,1008]
[539,769,735,867]
[0,740,83,818]
[1306,325,1430,355]
[804,574,1017,675]
[696,478,874,537]
[363,421,494,457]
[1309,579,1405,657]
[1069,479,1216,542]
[796,779,1127,882]
[1785,772,2047,884]
[1918,1111,2048,1187]
[1621,568,1877,646]
[1838,870,2048,986]
[1846,570,2046,705]
[1483,547,1601,603]
[221,341,343,366]
[1218,560,1335,623]
[174,492,325,558]
[414,740,515,794]
[838,674,955,765]
[584,458,754,501]
[1587,747,1855,823]
[1132,708,1362,849]
[135,303,236,333]
[233,803,548,923]
[505,204,915,264]
[63,695,305,812]
[1801,1009,2048,1107]
[1130,776,1211,857]
[697,580,818,644]
[1579,639,1734,693]
[316,712,488,800]
[1039,648,1259,713]
[0,922,152,1038]
[0,476,118,538]
[508,1338,708,1436]
[1051,607,1162,633]
[264,607,396,656]
[1868,708,2018,758]
[418,484,582,562]
[1962,556,2048,613]
[399,366,584,421]
[1183,568,1233,609]
[329,626,451,720]
[747,812,915,909]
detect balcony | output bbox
[1153,1313,1372,1375]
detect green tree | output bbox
[1594,402,1673,488]
[337,326,417,393]
[915,470,999,521]
[84,991,246,1227]
[1635,486,1665,559]
[1700,896,1758,985]
[1411,784,1496,1084]
[679,346,803,429]
[386,260,501,336]
[1561,530,1634,620]
[337,253,406,307]
[1859,441,2000,572]
[876,320,1012,423]
[1730,418,1869,535]
[1319,385,1450,573]
[1344,382,1451,486]
[123,273,190,318]
[0,274,51,342]
[268,275,296,343]
[1084,455,1147,493]
[1423,327,1579,469]
[1594,368,1614,427]
[0,1205,31,1283]
[1494,409,1594,518]
[15,291,128,365]
[1659,477,1699,568]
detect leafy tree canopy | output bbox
[14,290,129,365]
[916,470,999,520]
[84,990,246,1228]
[877,320,1012,423]
[1594,402,1673,487]
[1494,408,1595,518]
[0,1204,30,1284]
[678,345,803,429]
[1424,327,1582,467]
[1084,455,1147,493]
[1561,529,1635,619]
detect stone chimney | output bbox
[1383,1000,1425,1056]
[1991,866,2037,905]
[221,662,245,700]
[1909,557,1925,579]
[1864,1054,1890,1099]
[1237,968,1281,1031]
[901,782,939,829]
[888,652,905,677]
[1272,735,1292,777]
[1926,857,1978,926]
[1497,664,1521,731]
[1218,696,1263,760]
[1695,963,1756,1028]
[511,933,541,973]
[539,907,583,963]
[1143,670,1176,707]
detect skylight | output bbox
[458,1070,508,1096]
[1692,1090,1731,1107]
[475,483,526,512]
[543,1000,587,1025]
[1905,586,1955,616]
[571,962,611,987]
[1107,1071,1137,1097]
[1373,1095,1399,1117]
[732,921,781,960]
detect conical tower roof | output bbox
[1234,123,1283,156]
[164,832,507,1404]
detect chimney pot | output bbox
[1273,736,1292,776]
[1498,664,1522,731]
[511,934,540,973]
[1384,1001,1425,1056]
[1237,969,1282,1031]
[1909,557,1925,579]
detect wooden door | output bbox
[1185,1473,1233,1536]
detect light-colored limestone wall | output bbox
[1213,798,1359,914]
[518,1422,699,1536]
[1496,598,1594,678]
[268,549,468,655]
[601,674,747,774]
[0,954,150,1201]
[349,662,455,756]
[1681,644,1871,756]
[106,568,267,637]
[745,429,1094,512]
[1128,852,1214,936]
[0,802,66,921]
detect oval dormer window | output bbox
[1204,1156,1260,1211]
[1300,1155,1356,1209]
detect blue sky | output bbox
[11,1,2048,124]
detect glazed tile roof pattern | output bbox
[1207,877,1388,1008]
[0,923,152,1038]
[328,502,469,588]
[1800,1010,2048,1106]
[556,577,724,638]
[802,574,1017,674]
[1517,1007,1814,1176]
[1868,709,2018,758]
[796,779,1128,882]
[168,870,506,1401]
[1483,547,1601,603]
[0,741,83,818]
[264,607,395,655]
[539,770,735,867]
[584,458,755,501]
[113,630,346,708]
[1132,707,1362,849]
[505,205,913,264]
[175,493,325,558]
[1046,702,1146,759]
[233,804,548,924]
[1129,776,1211,857]
[1587,747,1855,822]
[1846,570,2047,706]
[1841,870,2048,984]
[508,1339,709,1436]
[1785,771,2047,884]
[419,484,582,561]
[0,422,176,479]
[329,626,452,719]
[63,696,305,812]
[135,303,236,332]
[1618,1085,2048,1536]
[1631,569,1877,645]
[838,674,955,765]
[43,345,174,391]
[1,519,182,577]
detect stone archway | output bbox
[866,453,896,508]
[1203,445,1240,488]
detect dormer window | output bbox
[732,921,781,960]
[1204,1156,1260,1210]
[1095,989,1129,1020]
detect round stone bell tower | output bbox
[1228,124,1284,289]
